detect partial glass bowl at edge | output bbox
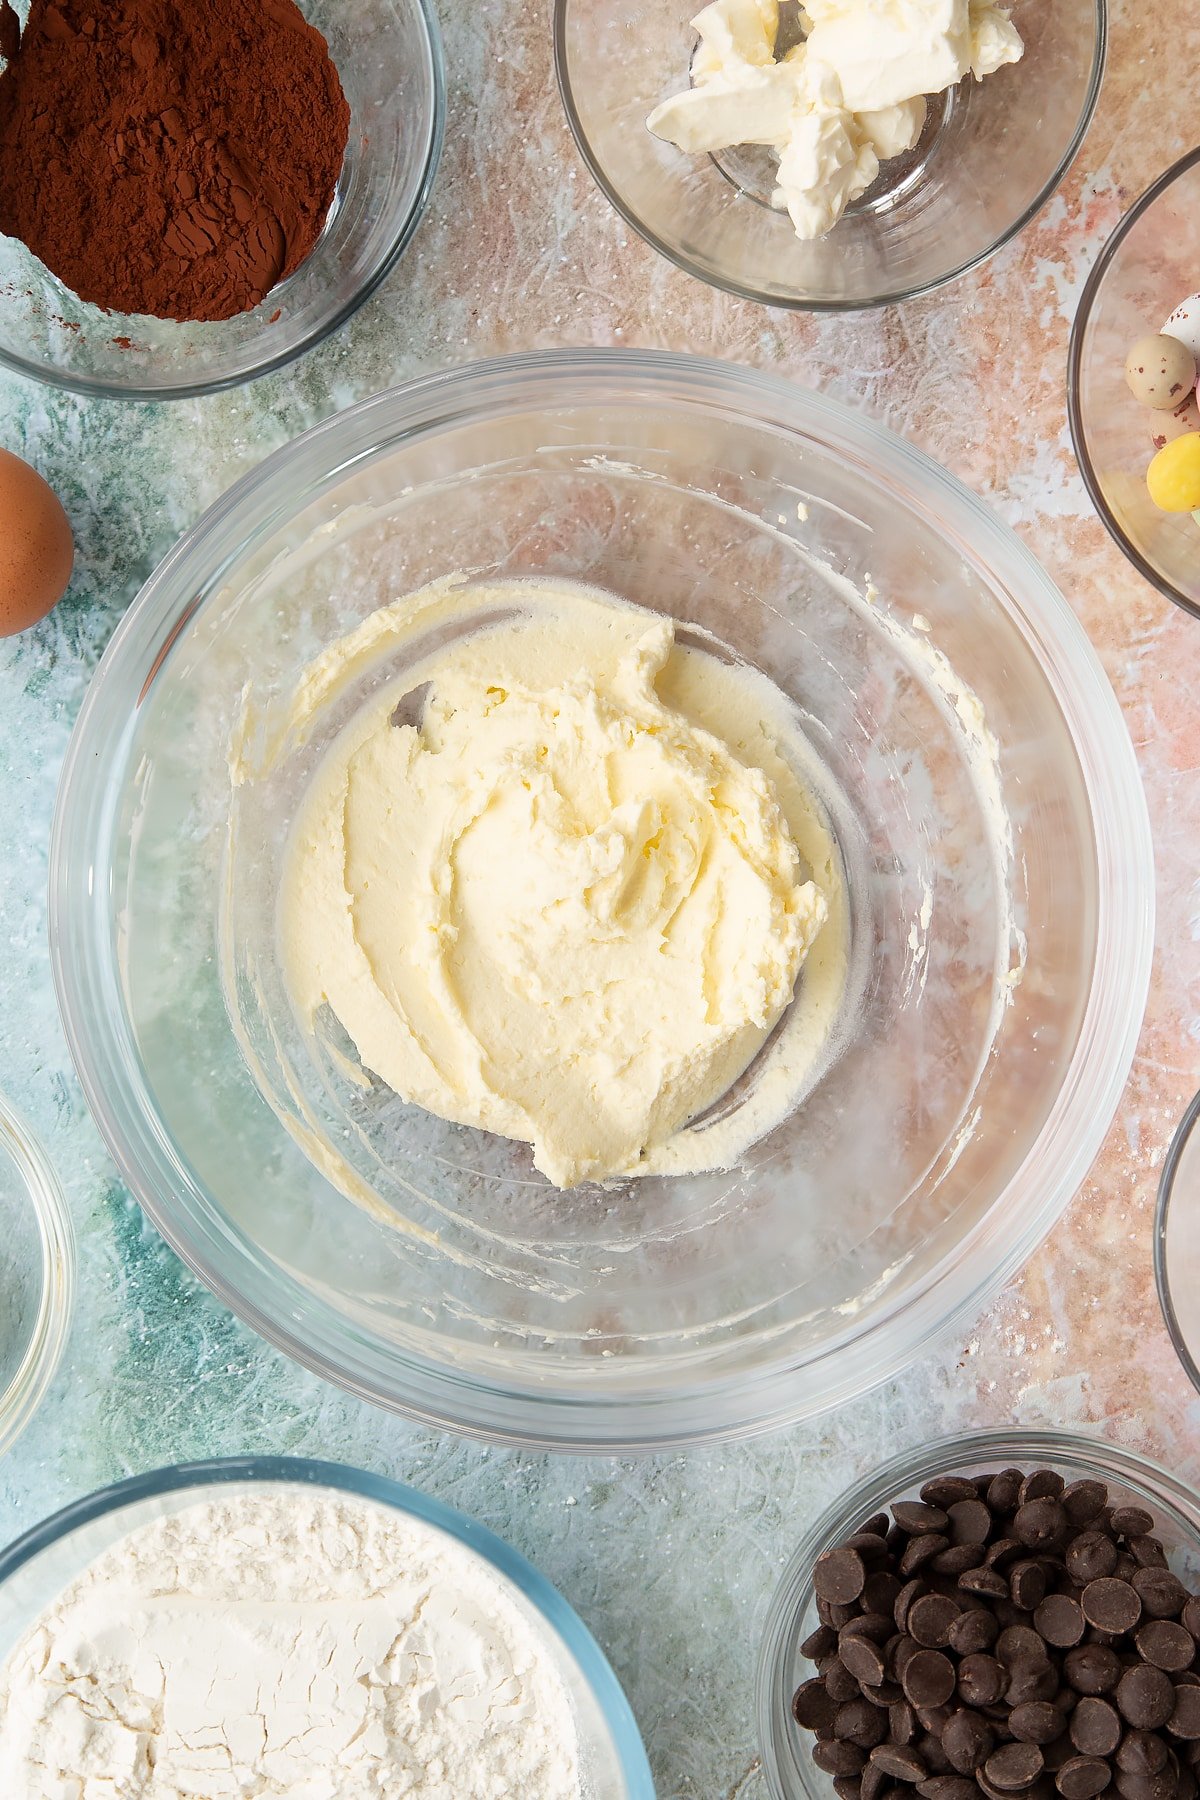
[0,1092,74,1460]
[554,0,1106,310]
[49,349,1152,1452]
[0,1457,654,1799]
[1069,147,1200,620]
[1155,1088,1200,1397]
[757,1430,1200,1800]
[0,0,444,399]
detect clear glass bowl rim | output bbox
[0,1091,74,1461]
[48,348,1154,1451]
[1067,143,1200,622]
[756,1426,1200,1800]
[0,0,447,402]
[0,1453,655,1796]
[552,0,1108,313]
[1154,1084,1200,1395]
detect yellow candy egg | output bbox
[1147,433,1200,512]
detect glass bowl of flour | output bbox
[555,0,1105,310]
[0,1092,73,1460]
[0,1457,653,1796]
[50,350,1151,1449]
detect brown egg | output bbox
[0,446,73,635]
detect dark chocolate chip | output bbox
[986,1743,1047,1791]
[949,1500,994,1546]
[918,1779,979,1800]
[963,1569,1014,1600]
[844,1614,900,1645]
[1130,1540,1169,1573]
[1117,1734,1169,1777]
[1110,1511,1156,1541]
[1170,1688,1200,1741]
[818,1547,869,1604]
[825,1657,863,1703]
[943,1710,996,1773]
[1071,1699,1123,1757]
[1016,1502,1069,1551]
[900,1537,953,1578]
[866,1574,906,1617]
[921,1477,984,1507]
[1011,1704,1069,1745]
[1022,1473,1068,1505]
[934,1545,988,1575]
[843,1636,891,1687]
[1009,1663,1062,1707]
[949,1608,1001,1655]
[862,1513,892,1537]
[896,1581,929,1631]
[1062,1485,1111,1528]
[1000,1629,1051,1668]
[909,1595,962,1648]
[1037,1596,1087,1649]
[990,1542,1029,1572]
[890,1700,919,1745]
[1082,1581,1143,1635]
[803,1624,839,1661]
[1056,1756,1114,1799]
[834,1779,863,1800]
[894,1502,952,1535]
[837,1699,891,1749]
[816,1740,870,1775]
[959,1654,1009,1706]
[1013,1563,1050,1611]
[863,1681,906,1708]
[988,1472,1027,1514]
[1182,1600,1200,1641]
[1134,1572,1188,1622]
[871,1744,929,1783]
[796,1677,840,1730]
[903,1650,957,1709]
[1117,1666,1176,1731]
[848,1533,895,1564]
[1069,1536,1121,1586]
[1136,1622,1195,1674]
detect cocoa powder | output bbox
[0,0,350,322]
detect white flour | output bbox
[0,1487,583,1799]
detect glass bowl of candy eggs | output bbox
[1069,149,1200,619]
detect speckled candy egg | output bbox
[1148,432,1200,511]
[0,447,73,635]
[1163,292,1200,361]
[1151,392,1200,450]
[1125,333,1197,410]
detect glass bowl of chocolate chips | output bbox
[759,1432,1200,1800]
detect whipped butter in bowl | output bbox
[238,576,850,1192]
[49,354,1150,1446]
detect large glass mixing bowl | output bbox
[49,351,1152,1450]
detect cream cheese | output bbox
[647,0,1023,240]
[262,578,847,1190]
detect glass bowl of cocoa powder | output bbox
[0,0,444,399]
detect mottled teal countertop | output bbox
[4,2,1200,1795]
